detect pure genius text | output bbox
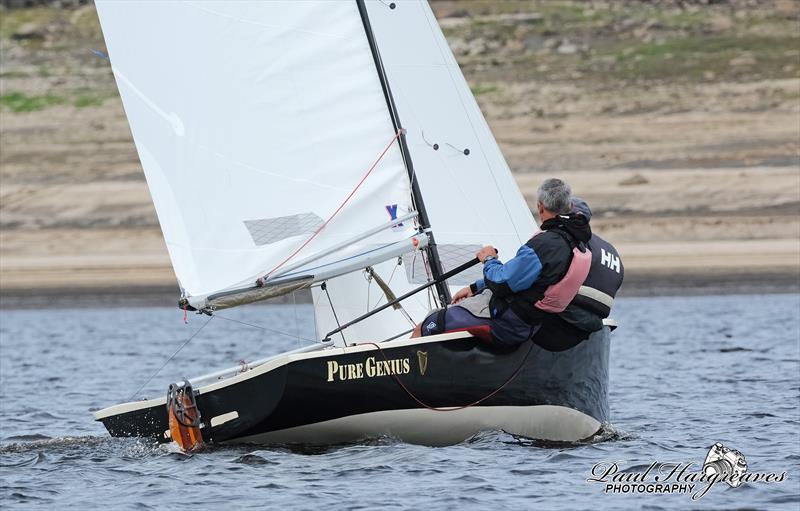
[326,356,411,382]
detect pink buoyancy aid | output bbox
[534,247,592,313]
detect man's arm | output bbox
[478,245,543,297]
[454,243,542,302]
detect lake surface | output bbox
[1,294,799,510]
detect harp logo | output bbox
[385,204,404,231]
[417,351,428,376]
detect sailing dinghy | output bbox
[92,0,611,448]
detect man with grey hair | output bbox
[413,178,593,347]
[532,196,625,351]
[536,177,572,216]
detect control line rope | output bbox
[127,316,215,401]
[265,129,404,279]
[127,313,316,402]
[360,338,535,412]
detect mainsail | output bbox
[95,0,420,306]
[97,0,535,343]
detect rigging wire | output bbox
[364,268,372,314]
[127,315,215,401]
[214,313,315,343]
[322,282,346,345]
[291,290,301,346]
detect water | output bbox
[1,294,799,510]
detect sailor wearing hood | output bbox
[414,178,592,347]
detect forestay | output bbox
[95,1,419,301]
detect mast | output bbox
[356,0,452,305]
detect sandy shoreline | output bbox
[1,2,798,309]
[2,266,798,310]
[1,226,797,308]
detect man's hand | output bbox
[451,286,473,304]
[476,245,498,263]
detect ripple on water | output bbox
[0,296,798,510]
[0,453,44,468]
[230,452,277,465]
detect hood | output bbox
[541,213,592,244]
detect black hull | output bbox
[96,329,610,446]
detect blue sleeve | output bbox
[474,278,486,292]
[482,245,542,295]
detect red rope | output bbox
[360,339,534,412]
[264,130,405,280]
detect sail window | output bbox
[244,213,324,246]
[403,244,483,285]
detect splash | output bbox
[0,435,163,459]
[497,423,632,449]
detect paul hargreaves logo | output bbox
[587,443,786,500]
[703,442,747,487]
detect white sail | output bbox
[366,0,537,291]
[95,0,419,300]
[311,0,538,342]
[98,0,538,345]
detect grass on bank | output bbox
[0,91,63,112]
[441,0,800,84]
[0,91,110,112]
[606,35,800,82]
[470,84,499,96]
[0,7,58,39]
